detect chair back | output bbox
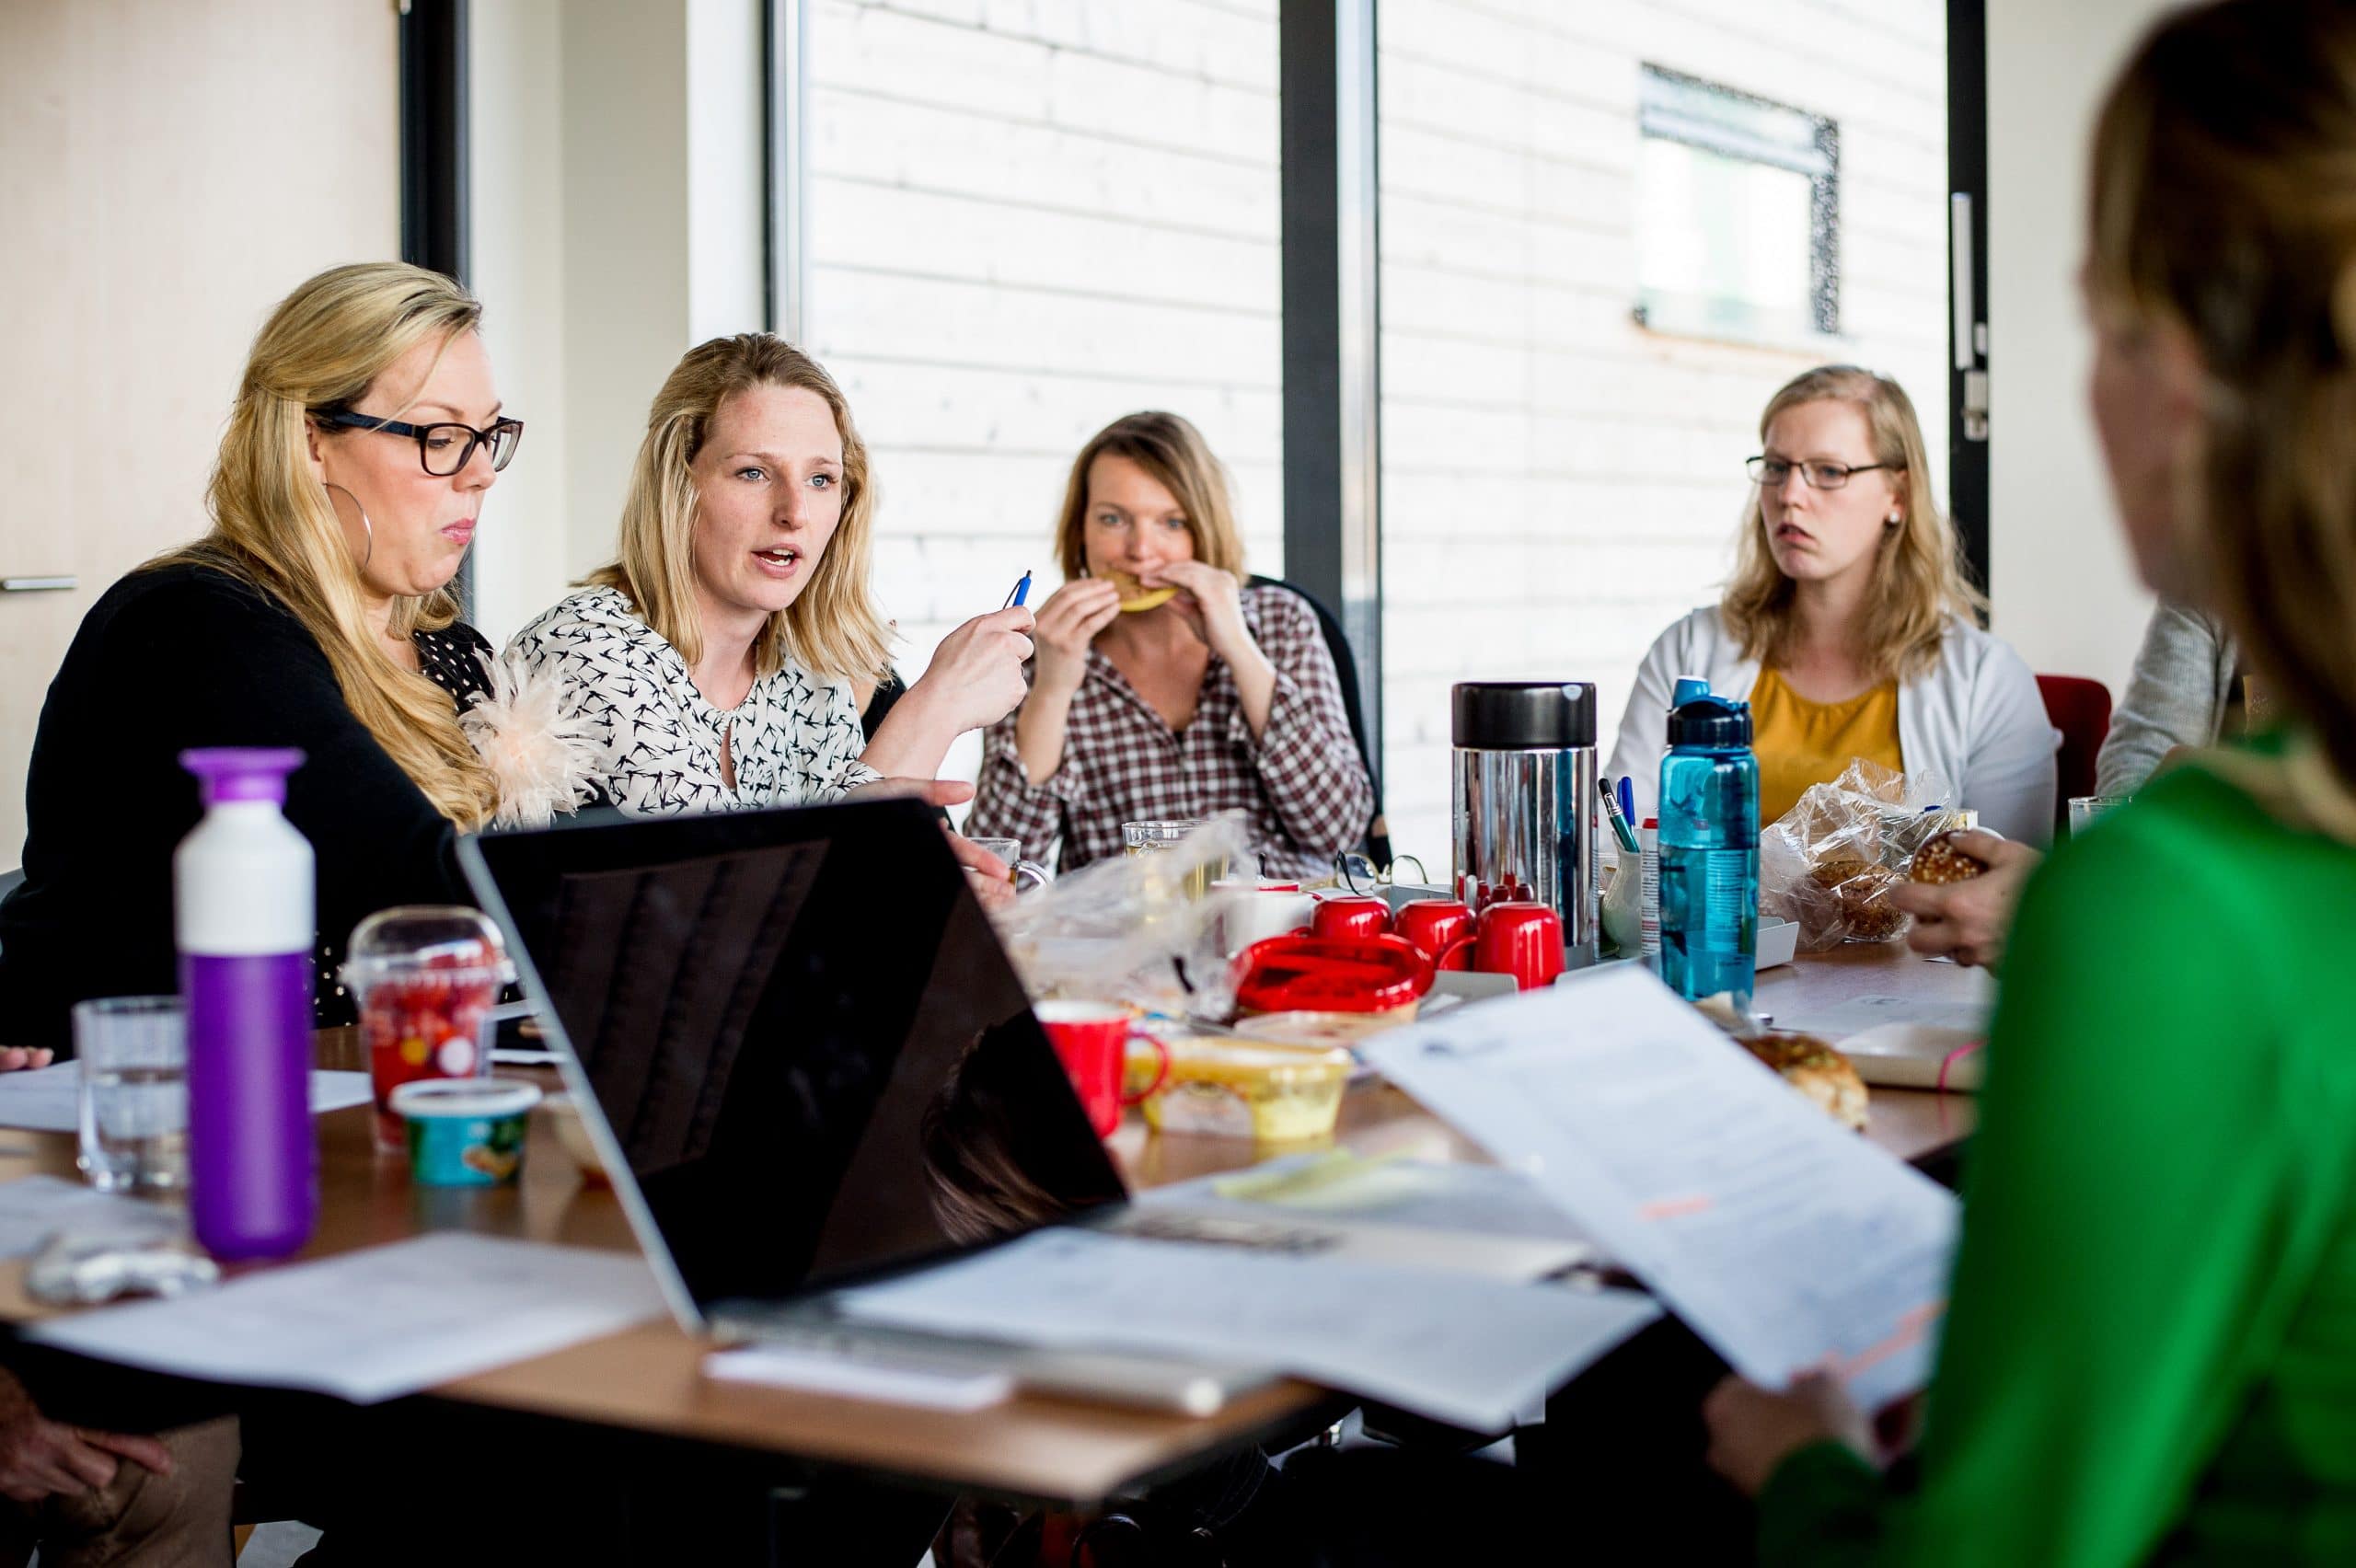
[2037,674,2113,834]
[1248,576,1390,868]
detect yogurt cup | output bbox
[390,1077,541,1187]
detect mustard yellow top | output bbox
[1749,667,1903,825]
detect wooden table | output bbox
[0,944,1984,1509]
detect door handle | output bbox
[0,577,75,593]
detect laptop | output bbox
[458,799,1283,1413]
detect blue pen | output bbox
[1004,570,1033,609]
[1617,775,1635,823]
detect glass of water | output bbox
[2067,795,2132,836]
[73,997,187,1193]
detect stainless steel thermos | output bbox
[1450,682,1599,953]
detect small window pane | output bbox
[1637,138,1817,343]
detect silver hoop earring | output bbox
[325,482,374,571]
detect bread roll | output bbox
[1908,830,1988,886]
[1740,1034,1868,1131]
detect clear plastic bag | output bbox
[1760,759,1954,952]
[990,813,1254,1019]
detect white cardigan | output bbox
[1604,606,2060,847]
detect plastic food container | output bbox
[1123,1034,1354,1144]
[391,1077,540,1187]
[343,906,515,1150]
[1231,1009,1404,1047]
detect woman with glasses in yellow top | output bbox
[1606,366,2057,845]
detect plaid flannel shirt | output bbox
[968,583,1374,881]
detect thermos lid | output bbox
[1667,695,1754,748]
[1450,682,1597,749]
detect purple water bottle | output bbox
[176,748,317,1260]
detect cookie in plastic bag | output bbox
[1760,758,1954,951]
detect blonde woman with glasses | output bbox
[1605,366,2056,844]
[509,335,1032,863]
[0,261,523,1053]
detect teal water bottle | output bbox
[1657,696,1760,1004]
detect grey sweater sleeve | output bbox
[2095,602,2237,796]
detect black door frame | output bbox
[398,0,470,607]
[1948,0,1992,595]
[1279,0,1384,769]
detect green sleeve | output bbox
[1759,810,2302,1565]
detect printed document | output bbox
[0,1063,373,1134]
[833,1226,1657,1433]
[1361,966,1960,1411]
[30,1232,667,1402]
[0,1175,178,1259]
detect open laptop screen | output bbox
[462,801,1126,1318]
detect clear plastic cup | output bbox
[341,906,514,1151]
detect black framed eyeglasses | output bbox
[313,409,525,477]
[1745,455,1893,491]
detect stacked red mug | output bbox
[1331,894,1563,991]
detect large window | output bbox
[800,0,1284,790]
[1375,0,1951,868]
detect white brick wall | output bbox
[1376,0,1951,865]
[804,0,1285,795]
[799,0,1948,849]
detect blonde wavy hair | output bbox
[156,261,499,830]
[1721,366,1983,684]
[1053,411,1246,582]
[591,335,892,684]
[2089,0,2356,815]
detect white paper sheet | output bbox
[703,1344,1014,1411]
[29,1232,667,1402]
[1773,993,1991,1040]
[1361,966,1960,1411]
[833,1227,1658,1434]
[0,1175,179,1259]
[1138,1155,1596,1249]
[0,1063,375,1135]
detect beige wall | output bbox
[0,0,398,860]
[1984,0,2177,696]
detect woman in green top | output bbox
[1701,2,2356,1561]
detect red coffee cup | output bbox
[1392,898,1475,965]
[1034,1001,1170,1137]
[1310,894,1392,942]
[1440,901,1565,990]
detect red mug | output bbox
[1034,1001,1170,1137]
[1392,898,1475,966]
[1310,894,1393,942]
[1440,901,1565,990]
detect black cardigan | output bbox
[0,564,491,1051]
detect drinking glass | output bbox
[73,997,188,1193]
[2067,795,2131,836]
[1121,820,1226,898]
[964,837,1051,893]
